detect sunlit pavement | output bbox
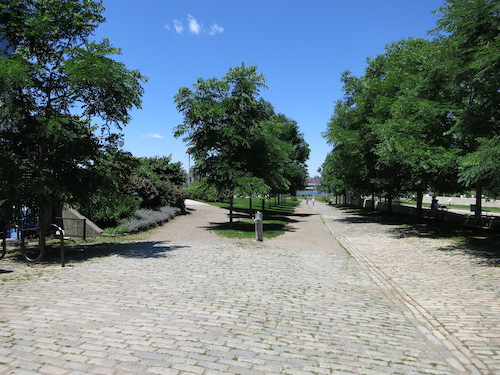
[312,201,500,375]
[0,200,498,374]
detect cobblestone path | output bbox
[312,201,500,375]
[0,200,497,374]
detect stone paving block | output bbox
[145,367,180,375]
[1,201,497,374]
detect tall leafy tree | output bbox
[271,114,310,195]
[323,39,460,212]
[174,64,270,222]
[322,72,379,202]
[0,0,146,237]
[433,0,500,216]
[367,38,460,213]
[174,64,309,221]
[251,113,310,196]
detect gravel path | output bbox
[0,199,497,374]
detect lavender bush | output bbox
[106,206,180,234]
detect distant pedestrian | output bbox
[306,197,309,205]
[431,197,439,210]
[312,197,315,206]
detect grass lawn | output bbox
[204,197,300,239]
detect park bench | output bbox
[462,215,500,234]
[420,207,446,222]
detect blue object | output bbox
[7,228,18,239]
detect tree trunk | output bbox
[249,197,252,211]
[371,193,375,211]
[475,184,482,219]
[261,198,265,213]
[416,190,423,217]
[387,193,393,214]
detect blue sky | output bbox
[93,0,443,176]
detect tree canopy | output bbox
[0,0,146,225]
[174,63,309,221]
[321,0,499,216]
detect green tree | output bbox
[433,0,500,216]
[367,38,460,214]
[73,147,141,228]
[322,72,379,204]
[323,39,464,213]
[174,64,271,223]
[270,114,310,195]
[0,0,146,241]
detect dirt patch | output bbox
[148,200,233,244]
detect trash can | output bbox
[470,204,476,212]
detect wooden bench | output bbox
[462,215,500,234]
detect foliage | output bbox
[184,179,224,202]
[207,198,299,239]
[433,0,500,213]
[105,206,180,234]
[321,0,499,212]
[174,63,309,222]
[70,147,137,227]
[174,64,270,197]
[0,0,146,224]
[458,136,500,196]
[75,153,186,227]
[125,156,187,210]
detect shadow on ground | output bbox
[3,241,188,267]
[203,221,290,235]
[332,205,500,266]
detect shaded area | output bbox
[206,220,289,237]
[3,241,187,266]
[204,200,302,238]
[332,205,500,266]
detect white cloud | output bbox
[166,15,224,36]
[173,19,183,34]
[141,133,164,139]
[187,15,201,35]
[209,23,224,35]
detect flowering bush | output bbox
[124,157,187,210]
[106,206,180,234]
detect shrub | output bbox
[185,180,224,202]
[105,206,180,234]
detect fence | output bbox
[54,217,86,241]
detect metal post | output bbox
[254,211,263,242]
[60,234,65,267]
